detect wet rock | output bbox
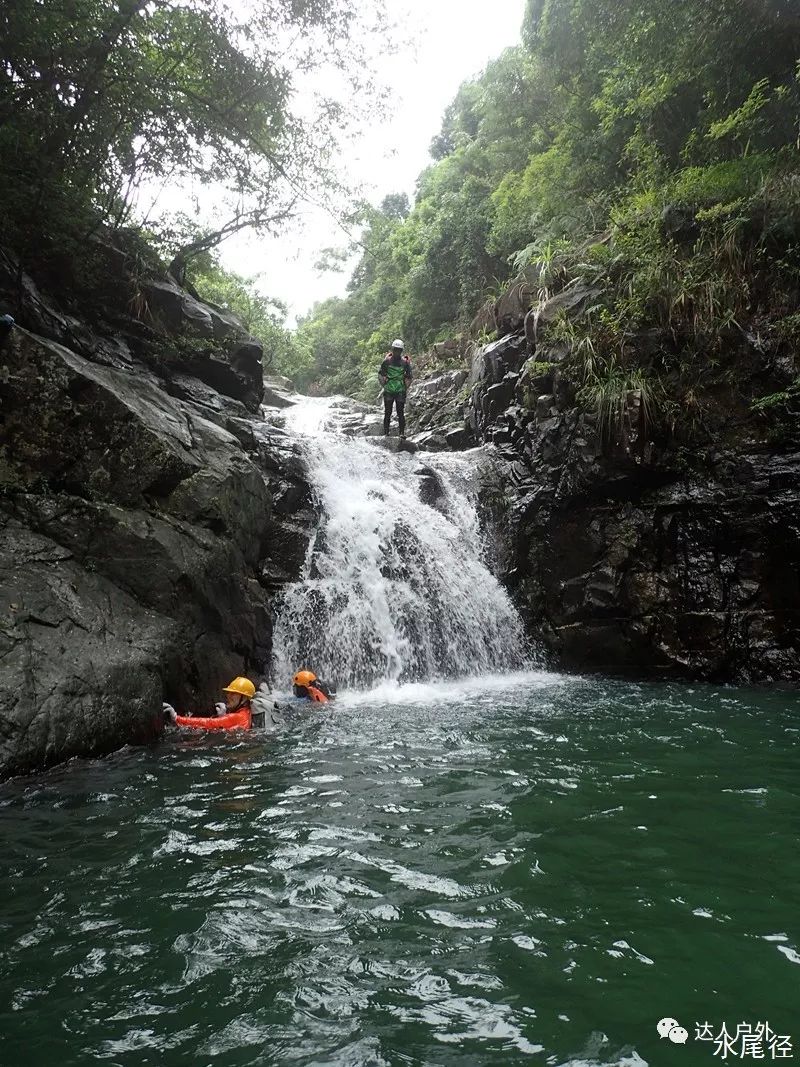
[264,373,293,391]
[472,333,527,385]
[415,465,447,508]
[0,247,84,350]
[0,515,174,778]
[0,289,312,778]
[164,371,251,424]
[415,369,468,398]
[369,436,419,455]
[431,338,466,361]
[535,394,555,420]
[493,280,537,333]
[262,383,295,408]
[180,340,263,413]
[338,412,384,437]
[410,431,448,452]
[142,277,242,340]
[404,368,468,441]
[444,424,472,450]
[530,283,604,338]
[484,374,519,420]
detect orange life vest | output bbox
[307,685,329,704]
[174,708,252,730]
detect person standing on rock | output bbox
[379,338,412,438]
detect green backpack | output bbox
[384,359,408,394]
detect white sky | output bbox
[217,0,528,323]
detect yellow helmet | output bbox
[222,676,256,700]
[293,669,317,687]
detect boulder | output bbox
[414,369,468,399]
[471,333,526,385]
[536,394,556,420]
[368,436,418,454]
[483,374,519,420]
[0,516,173,778]
[431,338,466,361]
[264,373,293,391]
[493,279,537,333]
[444,424,472,450]
[142,277,243,340]
[529,282,604,340]
[164,371,251,424]
[415,465,447,508]
[262,383,295,408]
[409,431,448,452]
[181,339,264,413]
[131,279,264,411]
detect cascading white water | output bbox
[271,398,530,689]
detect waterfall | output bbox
[271,399,530,690]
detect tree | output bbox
[0,0,389,271]
[186,255,314,382]
[297,0,800,398]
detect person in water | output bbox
[163,676,256,730]
[293,670,336,703]
[378,338,412,439]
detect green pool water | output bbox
[1,673,798,1065]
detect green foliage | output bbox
[490,141,591,254]
[773,313,800,345]
[528,361,556,376]
[5,0,800,416]
[188,258,311,384]
[13,0,785,404]
[668,156,775,207]
[752,380,800,414]
[578,365,664,448]
[297,0,800,399]
[0,0,388,275]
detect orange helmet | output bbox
[293,669,317,687]
[223,676,256,700]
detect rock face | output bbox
[409,293,800,685]
[406,368,473,450]
[0,245,312,778]
[491,416,800,683]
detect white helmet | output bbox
[391,338,404,350]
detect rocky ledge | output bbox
[0,242,312,778]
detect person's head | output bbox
[222,676,256,709]
[391,338,404,361]
[293,668,317,698]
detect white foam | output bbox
[337,670,564,708]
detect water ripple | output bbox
[0,676,797,1065]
